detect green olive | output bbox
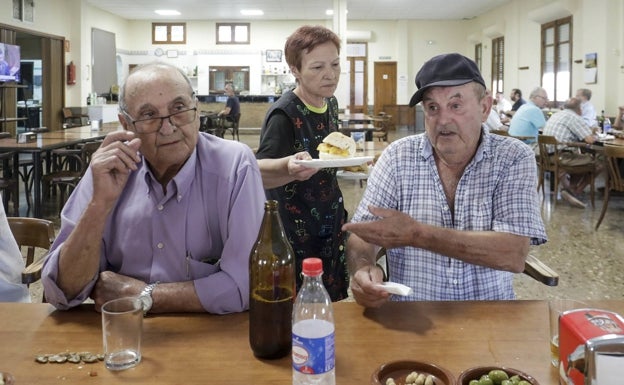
[509,375,521,385]
[501,381,513,385]
[517,381,531,385]
[469,380,480,385]
[488,370,509,384]
[478,377,494,385]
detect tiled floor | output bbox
[27,128,624,302]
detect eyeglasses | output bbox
[535,95,548,101]
[123,107,197,133]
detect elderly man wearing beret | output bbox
[343,53,547,307]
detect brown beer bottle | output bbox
[249,200,295,359]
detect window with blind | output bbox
[541,16,572,105]
[474,43,482,73]
[491,37,504,93]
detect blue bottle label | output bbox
[292,332,335,374]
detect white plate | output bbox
[294,156,374,169]
[597,134,615,141]
[336,170,369,180]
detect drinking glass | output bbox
[102,297,143,371]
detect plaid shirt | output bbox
[542,109,592,151]
[352,132,547,300]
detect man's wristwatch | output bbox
[138,282,159,315]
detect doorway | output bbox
[373,62,396,116]
[346,56,367,113]
[2,25,65,132]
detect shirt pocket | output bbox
[466,198,493,231]
[185,255,221,280]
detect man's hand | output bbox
[91,271,145,312]
[350,264,389,308]
[89,131,142,205]
[342,206,417,249]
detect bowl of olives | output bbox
[371,360,455,385]
[456,366,539,385]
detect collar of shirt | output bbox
[140,147,198,203]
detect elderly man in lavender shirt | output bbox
[42,62,265,314]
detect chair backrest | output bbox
[537,135,559,173]
[81,140,102,167]
[490,129,510,136]
[7,217,55,285]
[62,107,73,119]
[376,247,558,286]
[603,144,624,193]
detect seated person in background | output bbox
[215,82,241,137]
[542,97,602,209]
[484,90,506,132]
[508,87,549,148]
[343,53,546,307]
[575,88,598,129]
[613,105,624,130]
[495,91,512,124]
[0,197,31,303]
[504,88,526,118]
[42,62,265,314]
[484,108,505,132]
[495,91,512,115]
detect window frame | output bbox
[541,16,572,107]
[491,37,504,94]
[474,43,483,72]
[216,23,250,45]
[152,22,187,45]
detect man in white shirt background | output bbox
[0,196,30,303]
[575,88,598,129]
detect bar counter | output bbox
[1,300,622,384]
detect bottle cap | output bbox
[302,258,323,276]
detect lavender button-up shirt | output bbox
[42,133,265,314]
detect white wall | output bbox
[1,0,622,115]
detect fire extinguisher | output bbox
[67,61,76,85]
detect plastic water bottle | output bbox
[292,258,335,385]
[603,117,612,134]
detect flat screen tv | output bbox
[0,43,21,83]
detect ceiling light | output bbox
[241,9,264,16]
[155,10,180,16]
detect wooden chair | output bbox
[537,135,597,207]
[62,107,90,128]
[595,144,624,230]
[42,141,101,210]
[489,129,510,136]
[0,151,19,216]
[371,113,392,142]
[7,217,55,288]
[376,248,558,286]
[220,113,241,141]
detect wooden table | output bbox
[338,113,372,124]
[0,123,120,217]
[2,300,622,384]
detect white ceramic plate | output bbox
[294,156,373,169]
[597,134,615,141]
